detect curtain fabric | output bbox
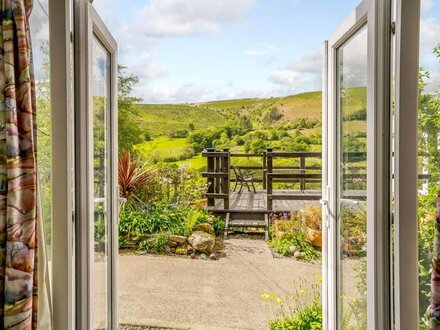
[0,0,38,329]
[431,188,440,328]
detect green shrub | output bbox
[343,108,367,121]
[270,232,320,261]
[269,302,322,330]
[139,232,170,253]
[264,277,322,330]
[213,217,225,236]
[119,202,223,250]
[269,216,320,261]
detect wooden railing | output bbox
[202,148,434,211]
[266,148,323,210]
[202,148,330,210]
[201,148,230,208]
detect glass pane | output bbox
[336,26,368,329]
[92,35,111,330]
[418,0,440,328]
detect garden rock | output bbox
[294,251,301,258]
[170,235,186,244]
[175,246,187,255]
[197,223,215,235]
[168,241,178,248]
[209,253,217,260]
[200,253,207,260]
[190,252,197,259]
[289,246,297,254]
[188,231,215,254]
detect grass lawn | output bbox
[134,137,194,163]
[173,155,207,171]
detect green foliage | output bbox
[342,134,367,153]
[269,216,320,261]
[417,43,440,327]
[343,108,367,121]
[418,187,437,326]
[139,232,170,253]
[264,277,322,330]
[269,302,322,330]
[118,181,222,251]
[118,66,144,153]
[262,106,283,123]
[290,118,321,130]
[35,42,52,248]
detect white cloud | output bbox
[268,48,323,93]
[419,16,440,94]
[287,50,322,74]
[130,54,166,82]
[122,0,256,51]
[421,0,437,12]
[135,83,211,104]
[420,17,440,54]
[269,70,305,86]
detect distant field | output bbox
[132,89,365,170]
[134,137,193,163]
[135,103,228,137]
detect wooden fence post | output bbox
[262,152,267,189]
[222,148,230,209]
[206,148,215,207]
[214,150,220,194]
[300,155,306,192]
[266,148,273,211]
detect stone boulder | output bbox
[169,235,186,244]
[196,223,215,235]
[188,231,215,254]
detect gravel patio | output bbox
[117,238,324,330]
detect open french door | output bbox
[75,2,119,330]
[322,0,392,329]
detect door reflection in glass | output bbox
[336,25,368,329]
[92,35,111,330]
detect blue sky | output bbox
[29,0,440,103]
[93,0,363,103]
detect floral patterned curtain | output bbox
[0,0,38,329]
[431,188,440,328]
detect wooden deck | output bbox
[207,190,321,213]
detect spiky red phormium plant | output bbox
[118,150,154,202]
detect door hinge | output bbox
[391,21,396,35]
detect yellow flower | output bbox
[276,297,283,305]
[291,294,296,300]
[340,295,347,300]
[262,293,270,300]
[300,289,305,295]
[318,277,323,283]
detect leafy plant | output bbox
[269,215,320,261]
[118,150,155,204]
[269,302,322,330]
[139,232,170,253]
[264,276,322,330]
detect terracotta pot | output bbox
[307,228,322,247]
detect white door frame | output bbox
[323,0,392,328]
[50,0,75,329]
[75,1,118,329]
[393,0,420,328]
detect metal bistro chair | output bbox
[231,165,257,193]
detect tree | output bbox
[418,44,440,187]
[118,65,144,153]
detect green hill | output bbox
[132,89,366,170]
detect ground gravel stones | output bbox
[119,325,177,330]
